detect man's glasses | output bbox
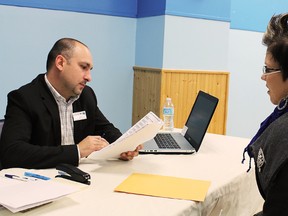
[263,66,281,75]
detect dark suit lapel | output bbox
[38,75,61,145]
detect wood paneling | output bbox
[132,66,229,135]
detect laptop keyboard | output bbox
[154,133,181,149]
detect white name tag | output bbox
[73,111,87,121]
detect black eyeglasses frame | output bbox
[262,66,281,74]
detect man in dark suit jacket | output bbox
[0,38,141,169]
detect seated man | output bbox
[0,38,141,169]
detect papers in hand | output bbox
[88,111,163,160]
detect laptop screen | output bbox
[184,91,218,151]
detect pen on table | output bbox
[24,172,51,180]
[4,174,30,182]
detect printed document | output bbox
[88,111,163,160]
[0,178,78,213]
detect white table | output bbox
[0,133,264,216]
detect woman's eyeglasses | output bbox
[263,66,281,75]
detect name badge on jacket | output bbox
[73,111,87,121]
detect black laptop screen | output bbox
[184,91,218,151]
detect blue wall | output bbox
[0,0,137,17]
[230,0,288,32]
[166,0,230,22]
[0,0,230,21]
[2,0,288,32]
[135,16,165,68]
[137,0,165,17]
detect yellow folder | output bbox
[115,173,211,202]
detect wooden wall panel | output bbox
[132,66,229,135]
[132,68,161,124]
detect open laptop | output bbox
[140,90,219,154]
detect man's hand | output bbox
[119,145,143,161]
[78,136,109,158]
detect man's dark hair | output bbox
[46,38,88,71]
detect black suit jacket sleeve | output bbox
[0,74,122,169]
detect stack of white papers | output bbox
[88,111,163,160]
[0,178,78,213]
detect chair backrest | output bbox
[0,119,4,137]
[0,119,3,170]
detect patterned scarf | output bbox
[242,97,288,171]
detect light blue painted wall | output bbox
[0,5,136,133]
[166,0,230,22]
[135,16,165,68]
[163,16,230,70]
[135,14,230,70]
[227,1,288,138]
[227,30,273,138]
[230,0,288,32]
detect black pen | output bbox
[4,174,29,182]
